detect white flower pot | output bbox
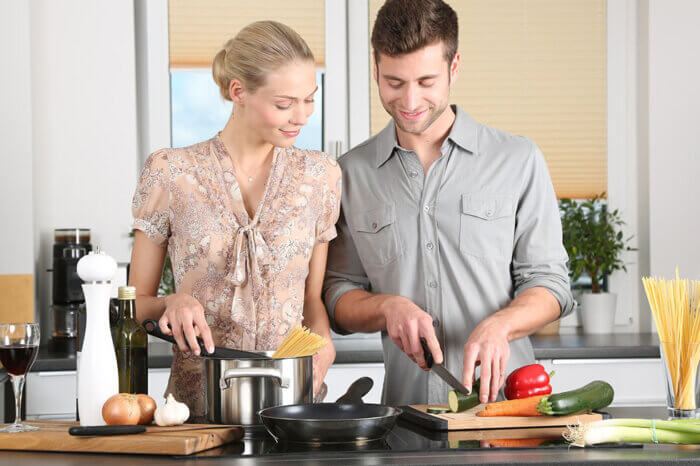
[579,292,617,334]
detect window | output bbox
[168,0,326,150]
[170,69,324,150]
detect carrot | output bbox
[486,438,552,448]
[475,395,546,417]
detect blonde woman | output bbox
[130,21,340,419]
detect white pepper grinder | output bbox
[76,249,119,426]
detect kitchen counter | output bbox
[0,407,698,465]
[29,332,661,373]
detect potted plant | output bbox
[559,193,634,334]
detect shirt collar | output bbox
[374,105,479,168]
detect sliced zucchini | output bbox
[448,390,480,413]
[426,407,450,414]
[447,378,481,413]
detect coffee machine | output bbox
[48,228,92,351]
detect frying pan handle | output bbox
[220,367,289,390]
[335,376,374,404]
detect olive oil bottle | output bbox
[113,286,148,394]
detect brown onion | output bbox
[136,394,156,425]
[102,393,140,425]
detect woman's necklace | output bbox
[231,150,273,183]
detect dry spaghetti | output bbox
[272,326,328,358]
[642,269,700,410]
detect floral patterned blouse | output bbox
[132,134,341,418]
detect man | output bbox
[323,0,574,406]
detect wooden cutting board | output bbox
[400,403,603,431]
[0,421,244,455]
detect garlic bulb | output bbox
[153,393,190,426]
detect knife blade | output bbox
[420,338,470,394]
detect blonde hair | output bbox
[212,20,315,100]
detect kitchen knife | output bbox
[143,318,270,360]
[420,338,470,395]
[69,425,147,436]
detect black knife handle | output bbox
[420,338,434,368]
[69,425,147,436]
[143,318,208,355]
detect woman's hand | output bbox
[312,340,336,396]
[159,293,215,356]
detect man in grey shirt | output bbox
[323,0,574,406]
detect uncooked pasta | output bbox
[272,326,328,358]
[642,269,700,410]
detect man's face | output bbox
[374,41,458,134]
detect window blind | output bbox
[169,0,325,68]
[369,0,607,199]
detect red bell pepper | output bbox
[504,364,554,400]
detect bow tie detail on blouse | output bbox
[227,222,272,287]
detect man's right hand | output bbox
[159,293,215,356]
[379,295,443,369]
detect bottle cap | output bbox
[118,286,136,300]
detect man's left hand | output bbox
[462,315,511,403]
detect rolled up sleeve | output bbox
[512,142,574,318]
[322,207,370,335]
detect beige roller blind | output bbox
[169,0,325,67]
[369,0,607,199]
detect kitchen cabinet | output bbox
[26,368,172,420]
[23,358,665,420]
[536,358,666,406]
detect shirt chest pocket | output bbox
[459,193,516,261]
[352,203,403,266]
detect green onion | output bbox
[566,418,700,447]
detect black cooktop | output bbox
[175,419,638,460]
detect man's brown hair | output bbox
[371,0,458,63]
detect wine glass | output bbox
[0,323,40,433]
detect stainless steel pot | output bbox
[205,351,313,425]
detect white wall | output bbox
[29,0,139,336]
[0,1,34,276]
[647,0,700,284]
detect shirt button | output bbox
[426,241,434,251]
[423,205,430,213]
[371,222,378,230]
[486,209,494,217]
[428,280,438,288]
[409,171,418,178]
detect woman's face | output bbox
[240,61,317,148]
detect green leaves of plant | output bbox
[559,192,635,293]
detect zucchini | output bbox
[536,380,614,416]
[448,379,481,413]
[426,407,450,414]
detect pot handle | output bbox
[220,367,290,390]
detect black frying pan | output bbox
[259,377,402,444]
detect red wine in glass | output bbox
[0,344,39,376]
[0,323,40,433]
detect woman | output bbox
[130,21,340,419]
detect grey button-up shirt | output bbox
[323,105,574,405]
